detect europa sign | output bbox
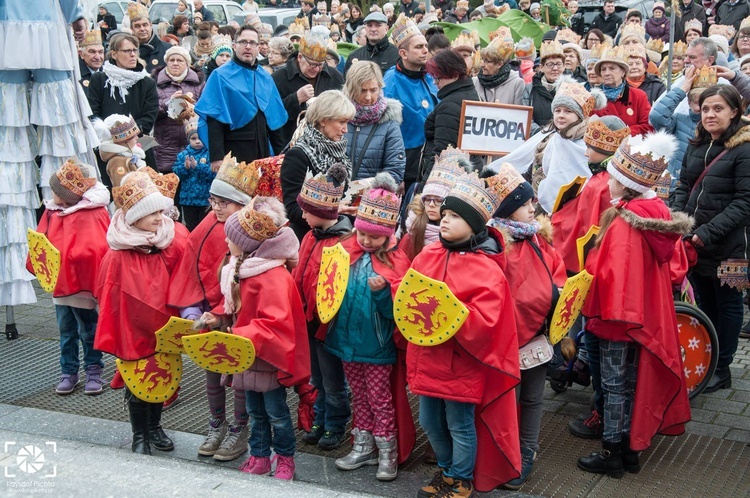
[457,101,533,156]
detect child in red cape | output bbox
[486,163,567,489]
[578,131,693,478]
[94,171,188,455]
[406,172,521,497]
[201,197,309,481]
[28,160,110,395]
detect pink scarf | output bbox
[405,211,441,247]
[106,209,175,252]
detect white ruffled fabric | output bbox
[0,80,31,127]
[0,21,75,71]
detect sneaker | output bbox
[503,447,537,490]
[317,430,346,450]
[418,470,452,498]
[84,365,104,395]
[434,478,477,497]
[163,387,180,410]
[110,369,125,390]
[214,423,249,461]
[56,374,78,395]
[302,424,325,444]
[198,418,227,456]
[568,410,603,439]
[273,455,295,480]
[239,455,271,476]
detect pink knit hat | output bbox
[354,173,400,237]
[224,197,288,253]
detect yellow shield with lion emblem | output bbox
[549,270,594,345]
[182,331,256,374]
[116,353,182,403]
[394,269,469,346]
[27,228,61,293]
[316,243,350,323]
[154,317,202,354]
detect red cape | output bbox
[28,207,110,298]
[168,212,228,309]
[94,228,188,360]
[214,266,311,388]
[404,228,521,490]
[552,171,612,274]
[583,198,691,450]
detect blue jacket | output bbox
[344,98,405,183]
[383,64,439,150]
[648,86,700,187]
[172,145,214,206]
[325,253,396,365]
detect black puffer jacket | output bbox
[344,37,400,75]
[716,0,750,31]
[674,123,750,276]
[635,73,666,105]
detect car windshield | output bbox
[150,2,181,23]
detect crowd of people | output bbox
[2,0,750,497]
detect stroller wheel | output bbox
[550,380,567,393]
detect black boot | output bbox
[577,440,625,478]
[704,368,731,393]
[128,394,151,455]
[148,402,174,451]
[621,435,640,474]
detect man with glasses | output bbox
[272,30,344,146]
[344,12,400,75]
[523,42,566,134]
[195,26,288,170]
[128,3,170,73]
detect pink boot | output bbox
[274,455,295,480]
[239,456,271,476]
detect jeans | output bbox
[419,395,476,481]
[245,386,296,458]
[517,363,546,451]
[55,305,102,374]
[691,274,744,371]
[599,340,638,444]
[309,337,351,433]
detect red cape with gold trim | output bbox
[94,228,189,360]
[583,198,691,451]
[168,211,228,309]
[26,207,110,298]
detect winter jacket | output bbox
[649,86,701,183]
[96,12,117,39]
[154,68,205,172]
[716,0,750,31]
[383,62,438,150]
[344,98,406,183]
[674,123,750,276]
[592,85,654,136]
[400,0,420,17]
[634,73,666,105]
[78,58,100,98]
[443,10,469,23]
[172,145,213,206]
[674,1,706,41]
[272,54,344,147]
[569,12,585,36]
[472,69,525,105]
[345,37,400,75]
[345,17,364,43]
[421,78,483,180]
[645,15,670,42]
[523,74,556,135]
[139,31,171,74]
[590,11,622,38]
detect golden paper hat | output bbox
[127,2,149,23]
[445,172,499,225]
[709,23,736,40]
[81,29,103,47]
[625,43,647,61]
[112,171,170,223]
[259,23,273,42]
[584,115,630,154]
[242,13,263,29]
[391,13,421,48]
[106,114,140,143]
[594,45,630,75]
[554,80,605,119]
[741,15,750,31]
[692,66,718,89]
[297,167,347,220]
[51,159,97,204]
[457,0,469,9]
[653,171,672,200]
[423,148,470,199]
[588,41,608,63]
[289,18,308,37]
[452,32,478,53]
[515,37,536,59]
[608,131,677,194]
[556,28,580,44]
[485,163,526,205]
[313,14,332,26]
[330,23,341,35]
[645,37,664,54]
[620,22,646,41]
[299,30,329,62]
[209,153,261,205]
[488,26,512,41]
[142,167,180,200]
[672,40,688,58]
[684,18,703,35]
[235,200,280,243]
[483,27,515,62]
[539,40,564,62]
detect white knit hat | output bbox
[113,171,172,225]
[164,45,191,64]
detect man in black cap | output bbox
[344,12,400,74]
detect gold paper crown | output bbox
[127,2,149,22]
[289,18,308,36]
[330,23,340,35]
[588,41,608,61]
[485,163,526,205]
[514,37,535,59]
[584,117,630,154]
[312,14,332,26]
[142,167,180,200]
[684,18,703,35]
[611,137,671,190]
[81,29,103,47]
[693,66,718,89]
[237,201,279,243]
[57,159,97,197]
[456,0,469,8]
[741,15,750,31]
[621,22,646,40]
[709,23,736,40]
[483,31,515,61]
[672,40,688,58]
[556,81,598,118]
[448,173,499,224]
[653,171,672,200]
[598,45,628,67]
[624,44,647,60]
[259,23,273,41]
[423,151,469,198]
[540,40,564,61]
[391,13,421,48]
[452,32,478,52]
[488,26,512,41]
[645,37,664,53]
[113,171,159,213]
[242,13,263,29]
[299,32,328,62]
[556,28,580,44]
[215,153,261,198]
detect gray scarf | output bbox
[293,124,352,176]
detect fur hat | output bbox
[49,159,97,206]
[608,131,678,194]
[441,173,499,235]
[296,163,348,220]
[485,163,534,219]
[354,173,400,236]
[209,153,261,206]
[551,76,607,122]
[164,45,191,64]
[584,115,630,155]
[423,147,471,199]
[104,114,139,144]
[224,197,288,253]
[113,171,171,224]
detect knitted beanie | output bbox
[49,160,96,206]
[224,197,288,253]
[551,76,607,122]
[296,163,348,220]
[113,171,171,225]
[584,115,630,156]
[164,45,191,64]
[354,173,400,237]
[441,173,499,235]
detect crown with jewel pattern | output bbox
[142,167,180,200]
[709,23,736,40]
[684,18,703,35]
[540,40,564,62]
[81,29,103,47]
[391,13,421,48]
[447,172,499,224]
[423,147,470,199]
[236,200,279,243]
[693,65,718,89]
[483,27,515,62]
[55,159,97,197]
[312,14,332,26]
[556,28,580,44]
[485,163,526,205]
[112,171,159,212]
[609,131,677,193]
[653,171,672,200]
[584,116,630,154]
[213,153,261,199]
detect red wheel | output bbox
[674,302,718,399]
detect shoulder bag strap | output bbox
[351,123,379,181]
[690,149,729,195]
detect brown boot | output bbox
[434,478,477,497]
[418,470,452,498]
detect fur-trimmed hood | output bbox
[379,98,403,125]
[725,121,750,149]
[617,200,694,264]
[495,215,554,246]
[618,208,694,235]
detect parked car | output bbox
[98,1,131,24]
[578,0,655,34]
[149,0,244,25]
[232,7,299,29]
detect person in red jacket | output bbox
[486,163,567,489]
[407,173,521,497]
[201,197,309,481]
[29,160,111,396]
[578,131,692,477]
[291,163,353,451]
[94,171,188,456]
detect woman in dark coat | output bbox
[420,49,483,181]
[96,5,117,40]
[87,33,159,182]
[626,48,665,104]
[673,85,750,394]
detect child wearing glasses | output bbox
[172,118,213,231]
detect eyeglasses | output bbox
[208,197,231,208]
[117,48,138,55]
[235,39,259,47]
[544,62,564,69]
[422,196,443,206]
[739,35,750,41]
[302,55,324,69]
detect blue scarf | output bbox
[488,218,541,240]
[601,81,626,102]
